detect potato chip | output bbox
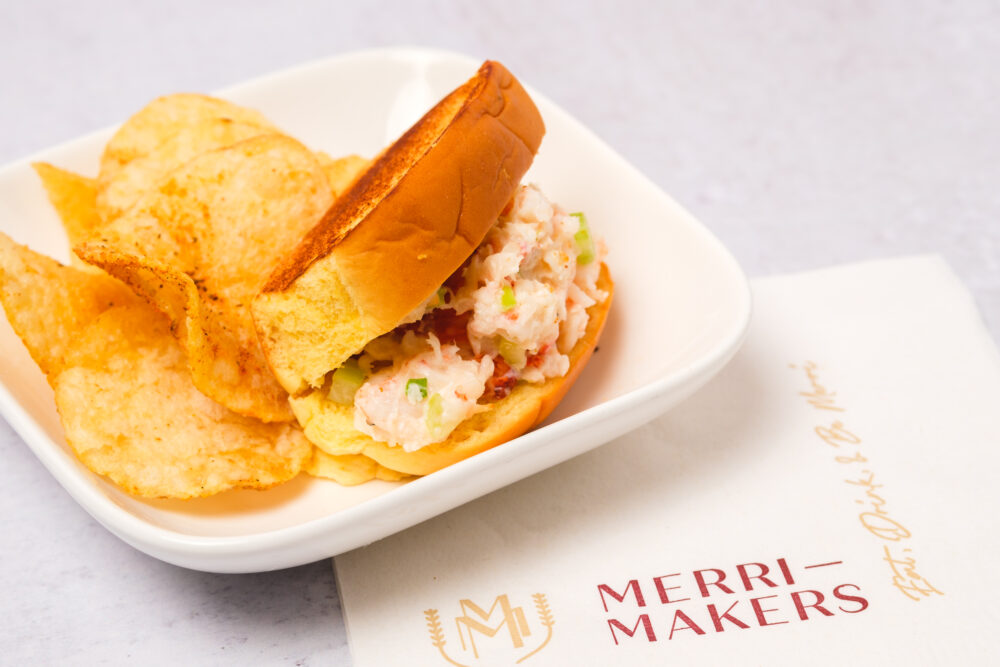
[0,233,310,498]
[32,163,101,254]
[77,135,334,422]
[314,152,371,198]
[99,93,277,185]
[305,448,410,486]
[97,118,274,222]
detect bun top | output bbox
[253,61,545,395]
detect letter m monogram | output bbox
[455,594,531,659]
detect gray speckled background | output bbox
[2,1,997,663]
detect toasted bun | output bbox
[288,265,613,476]
[252,61,545,395]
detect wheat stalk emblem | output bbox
[516,593,554,664]
[425,608,468,667]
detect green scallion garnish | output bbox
[406,377,429,402]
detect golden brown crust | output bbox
[252,61,545,394]
[262,61,543,296]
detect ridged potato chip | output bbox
[314,152,371,198]
[0,233,310,498]
[97,117,273,222]
[12,94,386,497]
[77,135,335,422]
[98,93,277,185]
[32,162,101,253]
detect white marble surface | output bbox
[1,1,997,663]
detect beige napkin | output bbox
[335,256,1000,665]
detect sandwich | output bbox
[252,61,613,476]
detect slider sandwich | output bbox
[252,61,613,476]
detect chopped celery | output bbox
[426,393,444,435]
[498,337,526,368]
[406,377,429,402]
[328,359,365,405]
[500,284,516,311]
[571,212,595,265]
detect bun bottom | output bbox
[289,264,613,477]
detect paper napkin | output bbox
[334,256,1000,665]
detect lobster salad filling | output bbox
[329,184,608,452]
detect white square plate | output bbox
[0,48,751,573]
